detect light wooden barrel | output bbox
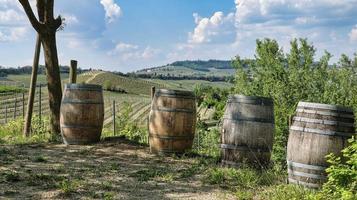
[287,102,355,188]
[221,95,275,167]
[149,89,196,154]
[60,84,104,144]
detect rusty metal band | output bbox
[222,117,274,124]
[290,126,354,138]
[288,169,326,180]
[287,160,327,171]
[220,144,271,153]
[288,178,321,189]
[61,124,102,129]
[61,100,104,105]
[227,95,273,106]
[149,133,194,140]
[297,102,353,113]
[151,107,195,113]
[65,84,102,91]
[293,116,354,127]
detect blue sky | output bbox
[0,0,357,72]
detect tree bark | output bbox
[19,0,63,138]
[42,33,62,136]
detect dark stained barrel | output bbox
[287,102,355,188]
[220,95,275,167]
[60,84,104,144]
[149,89,196,154]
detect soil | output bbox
[0,137,235,200]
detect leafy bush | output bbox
[114,102,148,144]
[316,137,357,200]
[0,116,51,144]
[194,84,230,120]
[192,120,220,158]
[233,38,357,166]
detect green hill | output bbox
[77,71,165,95]
[135,60,235,78]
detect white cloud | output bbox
[100,0,122,23]
[189,12,235,44]
[63,14,79,25]
[108,42,138,55]
[0,27,27,42]
[108,42,160,61]
[349,26,357,41]
[0,9,25,24]
[141,46,161,59]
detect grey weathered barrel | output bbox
[220,95,275,167]
[149,89,196,154]
[287,102,355,188]
[60,84,104,144]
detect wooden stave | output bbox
[287,102,355,188]
[149,89,196,154]
[60,84,104,145]
[221,95,275,167]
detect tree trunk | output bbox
[42,33,62,136]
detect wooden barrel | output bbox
[287,102,355,188]
[149,89,196,154]
[220,95,275,167]
[60,84,104,144]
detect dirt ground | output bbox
[0,138,235,200]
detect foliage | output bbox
[0,85,25,93]
[113,102,148,144]
[316,137,357,200]
[192,120,220,158]
[103,80,127,93]
[194,84,231,120]
[233,38,357,166]
[0,116,51,144]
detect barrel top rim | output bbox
[298,101,353,112]
[228,95,273,102]
[155,89,195,96]
[65,83,102,90]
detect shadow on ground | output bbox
[0,137,233,200]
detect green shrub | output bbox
[316,137,357,200]
[233,38,357,166]
[194,84,230,120]
[0,116,51,145]
[192,121,220,158]
[114,102,148,144]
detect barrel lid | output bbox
[298,102,353,113]
[155,89,195,97]
[65,84,102,91]
[228,95,273,104]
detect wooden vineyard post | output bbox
[70,60,78,84]
[22,93,25,119]
[5,105,8,124]
[13,95,17,120]
[151,87,156,99]
[23,34,41,137]
[113,100,116,136]
[39,84,42,122]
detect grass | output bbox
[7,73,69,87]
[0,85,25,93]
[79,71,165,95]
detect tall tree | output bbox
[19,0,63,137]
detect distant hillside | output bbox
[77,71,165,95]
[134,60,235,80]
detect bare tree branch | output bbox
[18,0,43,33]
